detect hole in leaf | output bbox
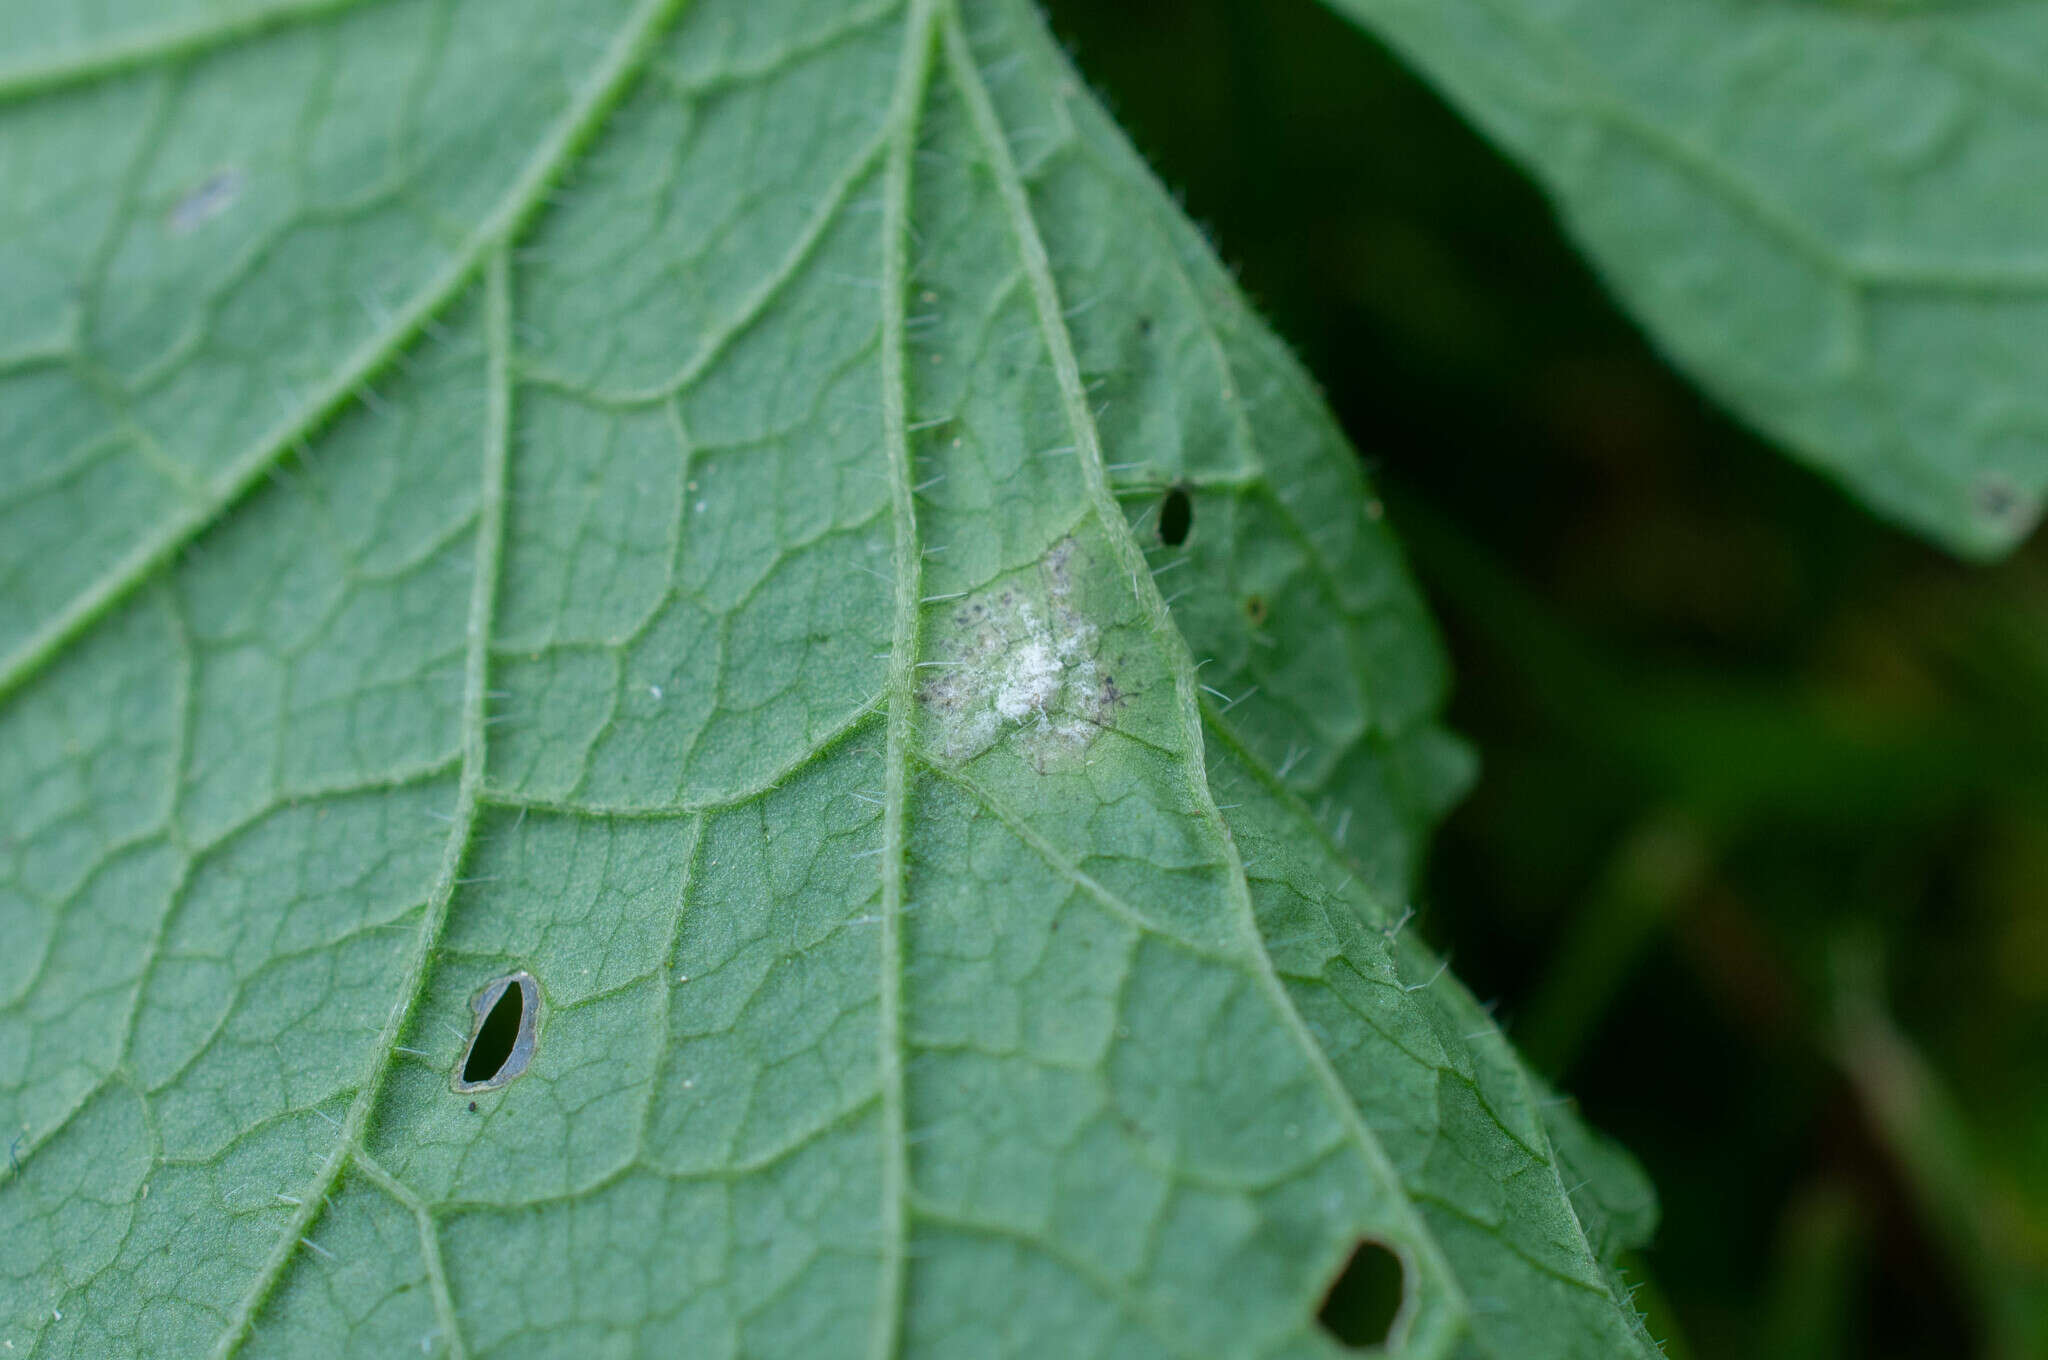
[454,971,539,1093]
[461,983,522,1084]
[1316,1239,1408,1350]
[1158,486,1192,546]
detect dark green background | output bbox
[1040,3,2048,1356]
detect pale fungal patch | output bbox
[918,537,1125,766]
[167,168,244,235]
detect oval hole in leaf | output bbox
[1158,486,1192,546]
[1315,1238,1408,1350]
[454,970,539,1093]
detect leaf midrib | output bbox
[870,1,940,1356]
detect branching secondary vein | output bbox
[208,246,512,1360]
[0,0,368,101]
[938,6,1479,1347]
[0,0,687,706]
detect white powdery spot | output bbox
[919,538,1122,766]
[167,168,244,235]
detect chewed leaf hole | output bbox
[462,985,522,1083]
[1316,1238,1408,1350]
[454,971,539,1093]
[1158,486,1193,546]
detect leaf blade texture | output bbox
[1,1,1654,1355]
[1324,0,2048,557]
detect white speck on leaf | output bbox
[168,168,244,234]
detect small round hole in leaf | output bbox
[454,971,539,1093]
[1158,486,1193,546]
[1316,1238,1408,1350]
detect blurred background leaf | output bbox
[1041,1,2048,1355]
[1319,0,2048,560]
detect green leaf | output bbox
[1322,0,2048,558]
[0,0,1652,1354]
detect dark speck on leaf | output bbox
[1975,473,2024,524]
[468,1101,478,1112]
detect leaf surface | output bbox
[1,0,1652,1355]
[1324,0,2048,557]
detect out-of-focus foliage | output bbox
[1045,2,2048,1356]
[1321,0,2048,560]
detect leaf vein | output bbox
[209,245,513,1358]
[0,0,688,704]
[939,4,1483,1344]
[870,4,941,1356]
